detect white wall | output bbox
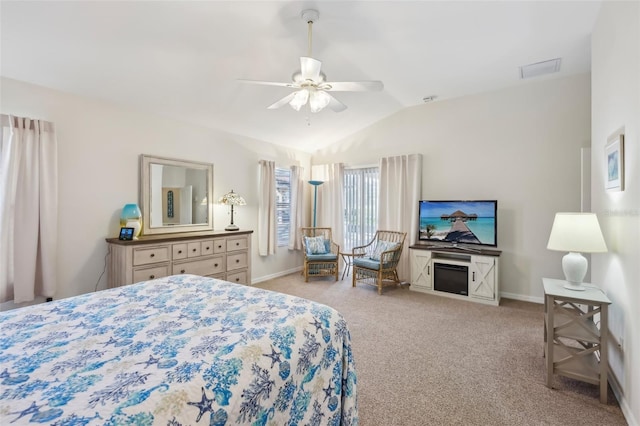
[591,1,639,424]
[0,77,311,300]
[315,73,592,302]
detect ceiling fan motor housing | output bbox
[301,9,319,24]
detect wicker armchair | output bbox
[352,230,407,294]
[300,227,340,282]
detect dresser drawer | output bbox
[187,242,201,257]
[201,240,214,256]
[172,243,188,260]
[227,236,248,252]
[173,256,225,276]
[226,270,248,285]
[227,252,248,271]
[212,238,226,254]
[133,264,170,282]
[133,246,170,266]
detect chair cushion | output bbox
[307,253,338,262]
[370,241,400,261]
[304,236,329,255]
[353,257,382,270]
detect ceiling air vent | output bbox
[519,58,561,79]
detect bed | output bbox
[0,275,358,425]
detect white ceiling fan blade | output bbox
[327,93,347,112]
[323,81,384,92]
[238,79,299,89]
[300,57,322,81]
[267,92,297,109]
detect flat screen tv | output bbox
[419,200,497,247]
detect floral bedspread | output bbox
[0,275,358,425]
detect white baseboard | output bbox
[251,266,303,285]
[609,370,638,426]
[500,291,544,304]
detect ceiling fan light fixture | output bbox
[309,90,331,113]
[289,89,309,111]
[239,8,382,114]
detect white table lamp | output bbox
[546,212,607,290]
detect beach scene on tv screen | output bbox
[420,201,496,245]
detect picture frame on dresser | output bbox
[118,227,134,241]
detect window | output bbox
[343,167,379,251]
[275,167,291,247]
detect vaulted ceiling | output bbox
[0,1,602,152]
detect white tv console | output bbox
[409,243,501,306]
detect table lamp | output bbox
[219,190,246,231]
[546,212,607,290]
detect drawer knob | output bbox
[236,259,240,263]
[178,250,182,254]
[235,278,240,282]
[206,246,210,250]
[236,243,239,246]
[218,245,222,248]
[150,253,155,258]
[214,263,218,267]
[181,269,186,274]
[149,275,155,279]
[192,248,197,252]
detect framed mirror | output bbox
[140,154,213,235]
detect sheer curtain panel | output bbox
[311,163,345,249]
[288,165,304,250]
[0,115,58,304]
[258,160,276,256]
[378,154,422,281]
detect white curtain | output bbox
[258,160,276,256]
[0,115,58,303]
[312,163,345,250]
[288,165,304,250]
[378,154,422,282]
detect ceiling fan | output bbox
[238,9,384,113]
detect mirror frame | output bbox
[140,154,214,235]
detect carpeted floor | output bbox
[255,273,627,426]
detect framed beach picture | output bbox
[605,130,624,192]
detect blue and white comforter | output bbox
[0,275,358,425]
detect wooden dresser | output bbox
[106,230,253,288]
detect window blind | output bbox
[343,167,379,251]
[275,168,291,247]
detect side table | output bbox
[340,252,363,280]
[542,277,611,403]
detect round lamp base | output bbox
[563,281,587,291]
[562,252,588,291]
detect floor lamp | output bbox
[308,180,324,228]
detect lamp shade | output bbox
[547,213,607,253]
[218,190,246,206]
